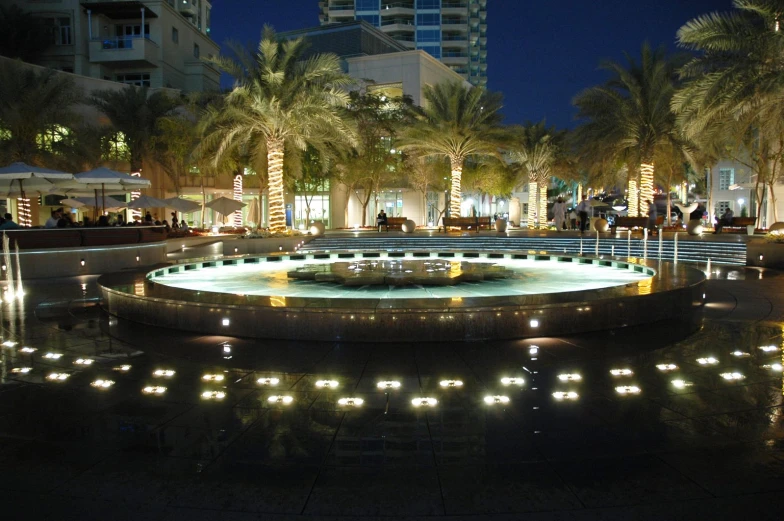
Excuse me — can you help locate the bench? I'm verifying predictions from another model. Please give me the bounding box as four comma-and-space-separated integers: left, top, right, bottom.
717, 216, 756, 233
441, 216, 492, 232
386, 217, 408, 231
611, 216, 663, 232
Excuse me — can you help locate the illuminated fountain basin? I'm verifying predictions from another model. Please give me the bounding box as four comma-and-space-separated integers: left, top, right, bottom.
99, 251, 706, 342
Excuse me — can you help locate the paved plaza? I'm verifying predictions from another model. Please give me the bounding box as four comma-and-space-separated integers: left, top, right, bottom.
1, 234, 784, 520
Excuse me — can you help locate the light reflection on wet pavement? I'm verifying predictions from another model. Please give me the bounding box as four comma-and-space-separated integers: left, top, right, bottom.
1, 265, 784, 519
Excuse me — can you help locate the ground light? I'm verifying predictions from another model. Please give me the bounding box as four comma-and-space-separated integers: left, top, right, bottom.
113, 365, 131, 372
90, 379, 114, 389
656, 363, 678, 372
671, 379, 692, 389
202, 374, 225, 381
257, 377, 280, 386
697, 357, 719, 365
142, 386, 166, 395
47, 373, 70, 381
268, 395, 293, 405
760, 345, 779, 352
11, 367, 32, 374
610, 368, 633, 376
338, 397, 364, 407
615, 385, 641, 395
720, 372, 745, 381
500, 377, 525, 386
439, 379, 463, 388
201, 391, 226, 400
153, 369, 176, 377
731, 350, 751, 358
315, 379, 339, 389
557, 373, 582, 382
552, 391, 579, 400
483, 395, 510, 405
20, 347, 36, 353
377, 380, 401, 390
411, 397, 437, 407
43, 352, 62, 360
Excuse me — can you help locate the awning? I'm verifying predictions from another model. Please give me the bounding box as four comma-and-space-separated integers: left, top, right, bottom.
80, 1, 158, 20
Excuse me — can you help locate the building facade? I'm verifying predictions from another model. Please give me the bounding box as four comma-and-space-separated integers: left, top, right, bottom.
20, 0, 219, 92
319, 0, 487, 87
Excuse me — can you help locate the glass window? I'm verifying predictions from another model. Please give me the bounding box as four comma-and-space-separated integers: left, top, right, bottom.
716, 201, 731, 215
417, 28, 440, 42
171, 27, 178, 43
193, 43, 200, 58
718, 168, 734, 190
115, 73, 151, 87
357, 14, 380, 26
416, 0, 440, 9
418, 44, 441, 58
36, 125, 70, 153
57, 17, 72, 45
102, 131, 130, 162
416, 12, 440, 25
356, 0, 380, 11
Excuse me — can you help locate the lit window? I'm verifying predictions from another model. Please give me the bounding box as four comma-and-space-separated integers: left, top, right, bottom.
718, 168, 734, 190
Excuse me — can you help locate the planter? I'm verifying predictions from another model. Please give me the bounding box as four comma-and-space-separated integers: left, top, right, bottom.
747, 239, 784, 268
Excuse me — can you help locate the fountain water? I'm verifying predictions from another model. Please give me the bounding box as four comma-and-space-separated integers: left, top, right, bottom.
707, 258, 711, 277
643, 228, 648, 259
595, 230, 600, 256
658, 231, 663, 260
2, 233, 14, 301
13, 242, 23, 298
674, 232, 679, 264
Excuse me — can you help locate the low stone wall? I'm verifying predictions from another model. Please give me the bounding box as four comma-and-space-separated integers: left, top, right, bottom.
221, 236, 314, 256
747, 240, 784, 268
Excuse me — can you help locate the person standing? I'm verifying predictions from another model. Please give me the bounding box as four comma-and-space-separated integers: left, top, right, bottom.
552, 197, 568, 231
576, 195, 590, 233
647, 200, 658, 235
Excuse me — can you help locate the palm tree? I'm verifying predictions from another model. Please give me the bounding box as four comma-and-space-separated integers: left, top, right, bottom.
200, 26, 355, 233
573, 44, 684, 217
90, 86, 178, 175
0, 60, 82, 165
674, 0, 784, 226
510, 121, 566, 229
399, 81, 504, 218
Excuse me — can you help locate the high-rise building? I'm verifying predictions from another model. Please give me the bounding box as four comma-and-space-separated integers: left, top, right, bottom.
19, 0, 219, 92
318, 0, 487, 87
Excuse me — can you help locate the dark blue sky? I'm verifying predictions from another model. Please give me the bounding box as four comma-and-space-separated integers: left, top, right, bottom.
210, 0, 731, 128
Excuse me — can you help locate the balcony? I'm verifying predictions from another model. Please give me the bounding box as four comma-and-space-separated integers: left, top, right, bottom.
441, 2, 468, 15
178, 0, 197, 17
89, 37, 158, 67
380, 18, 415, 32
380, 2, 414, 16
327, 3, 354, 17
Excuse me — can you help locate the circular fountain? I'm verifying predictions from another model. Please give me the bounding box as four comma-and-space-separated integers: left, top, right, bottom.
98, 250, 705, 342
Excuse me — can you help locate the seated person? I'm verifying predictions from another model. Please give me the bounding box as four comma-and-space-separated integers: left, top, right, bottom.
377, 210, 388, 232
45, 209, 62, 228
0, 213, 20, 229
96, 215, 110, 227
180, 219, 189, 232
714, 208, 734, 234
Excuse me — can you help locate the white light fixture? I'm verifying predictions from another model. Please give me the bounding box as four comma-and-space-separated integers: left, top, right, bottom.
268, 395, 293, 404
202, 390, 226, 400
720, 372, 745, 381
153, 369, 176, 377
656, 363, 678, 372
615, 385, 641, 395
557, 373, 582, 382
528, 346, 539, 355
11, 367, 32, 374
142, 386, 166, 395
500, 377, 525, 386
74, 358, 94, 366
43, 352, 63, 360
20, 347, 37, 353
759, 345, 779, 352
552, 391, 579, 400
80, 259, 85, 266
202, 374, 225, 381
731, 351, 750, 358
223, 344, 231, 353
671, 379, 691, 389
257, 377, 280, 386
483, 395, 510, 405
338, 397, 364, 407
411, 397, 438, 407
530, 319, 539, 328
113, 364, 131, 372
763, 363, 784, 372
696, 357, 719, 365
377, 380, 401, 390
46, 372, 70, 381
222, 318, 230, 326
315, 379, 339, 389
610, 369, 633, 376
91, 379, 114, 389
439, 379, 463, 388
1, 340, 18, 347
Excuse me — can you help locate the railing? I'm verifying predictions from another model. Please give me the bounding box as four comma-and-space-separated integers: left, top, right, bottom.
328, 4, 355, 10
442, 51, 468, 58
5, 225, 168, 250
381, 18, 415, 26
94, 36, 156, 50
442, 2, 468, 7
442, 18, 468, 25
442, 35, 468, 41
381, 2, 415, 8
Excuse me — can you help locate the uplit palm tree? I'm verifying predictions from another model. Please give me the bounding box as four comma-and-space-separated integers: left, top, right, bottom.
674, 0, 784, 224
510, 121, 566, 229
90, 86, 178, 174
200, 26, 355, 233
399, 81, 504, 218
573, 44, 683, 217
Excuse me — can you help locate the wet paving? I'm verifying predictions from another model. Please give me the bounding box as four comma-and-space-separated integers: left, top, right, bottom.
1, 265, 784, 520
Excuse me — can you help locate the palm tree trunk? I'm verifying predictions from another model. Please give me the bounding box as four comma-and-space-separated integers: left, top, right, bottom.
267, 137, 286, 233
200, 176, 206, 228
627, 178, 638, 218
449, 156, 462, 217
538, 179, 548, 229
527, 181, 538, 229
640, 162, 654, 217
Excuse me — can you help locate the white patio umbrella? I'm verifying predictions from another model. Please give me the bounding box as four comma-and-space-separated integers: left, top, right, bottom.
126, 195, 168, 209
0, 162, 73, 225
164, 197, 201, 213
246, 197, 261, 228
205, 196, 246, 224
60, 167, 150, 215
60, 196, 127, 212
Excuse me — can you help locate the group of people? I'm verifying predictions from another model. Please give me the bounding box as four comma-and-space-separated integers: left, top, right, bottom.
551, 196, 661, 235
43, 207, 190, 231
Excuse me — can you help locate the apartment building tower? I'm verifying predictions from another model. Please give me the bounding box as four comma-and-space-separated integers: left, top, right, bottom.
20, 0, 219, 92
318, 0, 487, 87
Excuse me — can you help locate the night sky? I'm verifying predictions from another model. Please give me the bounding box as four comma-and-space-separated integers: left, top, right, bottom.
210, 0, 731, 129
